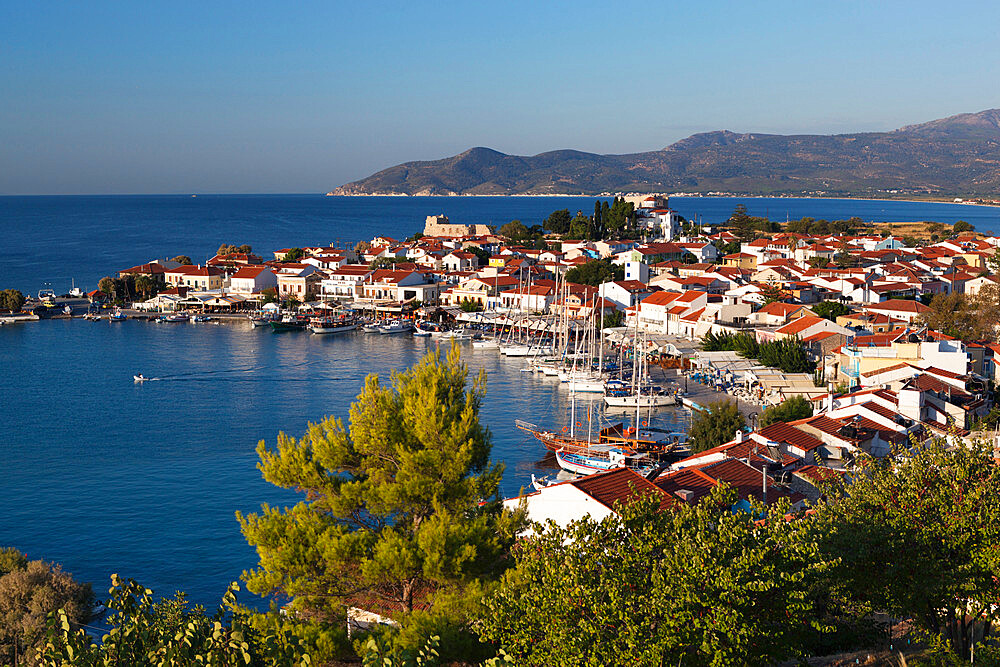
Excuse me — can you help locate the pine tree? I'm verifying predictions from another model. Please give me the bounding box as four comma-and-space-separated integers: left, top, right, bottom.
237, 347, 523, 658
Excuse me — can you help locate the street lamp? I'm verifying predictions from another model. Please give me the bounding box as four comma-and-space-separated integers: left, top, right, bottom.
749, 412, 759, 432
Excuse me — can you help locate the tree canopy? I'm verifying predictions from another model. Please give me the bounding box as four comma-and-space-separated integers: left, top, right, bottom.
170, 255, 193, 265
811, 300, 850, 321
543, 209, 571, 235
238, 346, 522, 660
499, 220, 529, 241
563, 259, 623, 286
760, 395, 813, 428
689, 400, 745, 453
953, 220, 974, 233
482, 488, 835, 666
812, 440, 1000, 661
282, 248, 305, 262
0, 289, 26, 312
217, 243, 253, 256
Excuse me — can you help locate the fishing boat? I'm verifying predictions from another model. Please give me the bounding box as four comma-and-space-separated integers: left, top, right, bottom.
309, 317, 358, 334
269, 314, 308, 331
133, 374, 148, 383
362, 321, 384, 333
192, 315, 213, 322
378, 319, 414, 334
109, 309, 127, 321
248, 313, 275, 327
554, 446, 659, 476
164, 312, 190, 322
413, 320, 440, 337
434, 327, 474, 341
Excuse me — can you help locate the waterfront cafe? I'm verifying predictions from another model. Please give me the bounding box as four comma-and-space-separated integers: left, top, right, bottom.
174, 292, 252, 313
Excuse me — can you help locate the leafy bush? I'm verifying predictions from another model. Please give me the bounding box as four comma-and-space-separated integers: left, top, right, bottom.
760, 395, 814, 427
689, 400, 746, 453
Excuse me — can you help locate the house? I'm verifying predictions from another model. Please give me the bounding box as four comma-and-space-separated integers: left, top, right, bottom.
320, 265, 375, 301
164, 265, 225, 290
360, 270, 438, 304
598, 280, 658, 311
751, 302, 815, 326
228, 266, 277, 295
864, 299, 930, 323
723, 253, 757, 270
774, 315, 854, 342
441, 251, 479, 272
118, 261, 172, 285
276, 271, 322, 301
627, 290, 708, 335
503, 467, 675, 532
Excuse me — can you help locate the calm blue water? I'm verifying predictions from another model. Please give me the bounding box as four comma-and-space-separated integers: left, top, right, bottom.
1, 194, 996, 608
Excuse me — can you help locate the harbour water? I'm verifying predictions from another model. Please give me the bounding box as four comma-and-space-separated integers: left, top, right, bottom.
0, 317, 690, 607
2, 194, 998, 607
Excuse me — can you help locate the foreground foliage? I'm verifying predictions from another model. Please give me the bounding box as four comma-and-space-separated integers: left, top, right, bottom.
36, 576, 322, 666
0, 549, 93, 666
238, 346, 523, 660
482, 488, 836, 667
814, 440, 1000, 661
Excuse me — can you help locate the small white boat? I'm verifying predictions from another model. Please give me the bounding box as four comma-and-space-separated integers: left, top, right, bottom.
378, 319, 414, 334
164, 313, 190, 322
133, 374, 147, 383
471, 338, 499, 349
362, 322, 384, 333
564, 378, 606, 393
604, 393, 676, 408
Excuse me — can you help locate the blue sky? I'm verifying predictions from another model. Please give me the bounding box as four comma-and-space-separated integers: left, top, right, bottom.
2, 0, 999, 194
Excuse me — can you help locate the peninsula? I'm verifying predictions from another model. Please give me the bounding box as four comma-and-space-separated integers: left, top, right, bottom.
332, 109, 1000, 198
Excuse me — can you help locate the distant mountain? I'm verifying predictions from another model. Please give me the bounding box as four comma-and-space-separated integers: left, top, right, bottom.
332, 109, 1000, 197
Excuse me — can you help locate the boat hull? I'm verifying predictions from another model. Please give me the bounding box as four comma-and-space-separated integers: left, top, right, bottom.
310, 323, 358, 334
604, 394, 676, 408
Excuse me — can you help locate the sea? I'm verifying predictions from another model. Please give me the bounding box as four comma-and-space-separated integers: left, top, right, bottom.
1, 194, 998, 609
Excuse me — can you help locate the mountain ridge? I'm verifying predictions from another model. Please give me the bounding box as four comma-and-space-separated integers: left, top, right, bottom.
333, 109, 1000, 196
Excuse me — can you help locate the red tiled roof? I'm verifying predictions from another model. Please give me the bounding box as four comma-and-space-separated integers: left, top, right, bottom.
867, 299, 930, 313
571, 467, 676, 511
230, 265, 272, 279
776, 315, 826, 335
758, 422, 824, 452
794, 465, 847, 484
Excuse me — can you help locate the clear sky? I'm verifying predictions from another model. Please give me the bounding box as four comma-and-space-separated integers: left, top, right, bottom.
2, 0, 999, 194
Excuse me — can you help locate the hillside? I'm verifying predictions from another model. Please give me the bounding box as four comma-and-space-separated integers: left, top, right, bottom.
332, 109, 1000, 197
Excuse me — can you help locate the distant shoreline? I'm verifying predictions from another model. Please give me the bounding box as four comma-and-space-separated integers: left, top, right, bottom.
324, 192, 1000, 209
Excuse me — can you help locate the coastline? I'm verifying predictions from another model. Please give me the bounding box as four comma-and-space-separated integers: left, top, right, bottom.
324, 192, 1000, 209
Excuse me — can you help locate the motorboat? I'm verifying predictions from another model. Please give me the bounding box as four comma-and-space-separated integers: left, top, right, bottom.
133, 374, 147, 383
270, 315, 309, 331
413, 320, 441, 337
309, 317, 358, 334
471, 337, 499, 349
164, 313, 190, 322
378, 319, 414, 334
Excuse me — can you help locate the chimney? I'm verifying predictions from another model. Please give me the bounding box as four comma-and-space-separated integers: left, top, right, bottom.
734, 430, 744, 442
675, 489, 695, 503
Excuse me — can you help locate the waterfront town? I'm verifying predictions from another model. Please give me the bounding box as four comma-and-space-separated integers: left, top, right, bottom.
6, 195, 1000, 663
12, 195, 998, 509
